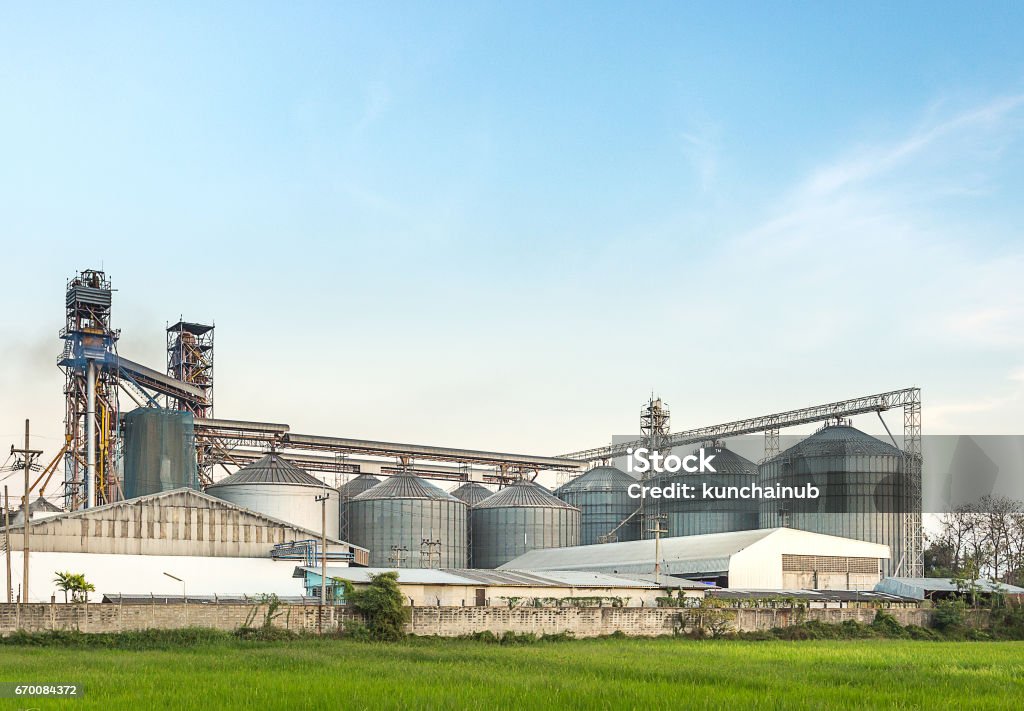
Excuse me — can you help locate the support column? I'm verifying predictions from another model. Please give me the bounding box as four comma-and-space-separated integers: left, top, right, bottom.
85, 361, 96, 509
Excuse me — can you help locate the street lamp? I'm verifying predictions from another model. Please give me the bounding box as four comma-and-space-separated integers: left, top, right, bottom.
163, 571, 185, 599
163, 572, 186, 625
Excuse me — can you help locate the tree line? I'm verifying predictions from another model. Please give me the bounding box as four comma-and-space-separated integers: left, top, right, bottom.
925, 495, 1024, 585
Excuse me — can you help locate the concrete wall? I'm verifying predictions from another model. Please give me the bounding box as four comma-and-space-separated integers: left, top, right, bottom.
0, 603, 933, 638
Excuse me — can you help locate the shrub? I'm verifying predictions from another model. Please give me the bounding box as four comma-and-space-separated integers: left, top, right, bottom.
932, 600, 965, 632
347, 572, 411, 641
871, 611, 908, 638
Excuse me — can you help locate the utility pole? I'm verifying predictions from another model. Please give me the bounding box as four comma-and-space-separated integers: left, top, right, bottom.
388, 545, 409, 568
648, 514, 667, 585
4, 486, 11, 603
315, 492, 330, 634
420, 539, 441, 569
11, 420, 43, 603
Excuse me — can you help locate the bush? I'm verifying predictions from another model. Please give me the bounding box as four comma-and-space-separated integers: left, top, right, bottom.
932, 600, 966, 632
871, 611, 908, 638
347, 572, 411, 641
905, 625, 938, 640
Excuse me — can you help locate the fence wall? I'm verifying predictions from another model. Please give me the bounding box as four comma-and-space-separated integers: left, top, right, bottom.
0, 603, 935, 637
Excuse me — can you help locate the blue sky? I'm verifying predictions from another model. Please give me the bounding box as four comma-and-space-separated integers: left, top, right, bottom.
2, 2, 1023, 469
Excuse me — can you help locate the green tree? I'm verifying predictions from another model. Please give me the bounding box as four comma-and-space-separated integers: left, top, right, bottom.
347, 572, 410, 641
53, 571, 75, 604
53, 571, 95, 603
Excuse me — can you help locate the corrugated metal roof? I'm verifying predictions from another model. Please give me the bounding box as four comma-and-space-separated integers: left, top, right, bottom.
294, 566, 687, 590
207, 453, 328, 488
20, 496, 63, 513
681, 447, 757, 477
449, 482, 493, 506
875, 577, 1024, 599
499, 527, 890, 576
555, 466, 635, 494
352, 472, 462, 502
771, 424, 901, 460
475, 480, 578, 510
338, 474, 381, 498
1, 487, 362, 551
711, 589, 914, 602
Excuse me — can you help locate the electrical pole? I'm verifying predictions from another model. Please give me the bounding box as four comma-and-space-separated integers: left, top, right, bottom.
4, 486, 11, 603
648, 514, 667, 585
388, 545, 408, 568
11, 420, 43, 603
315, 492, 330, 635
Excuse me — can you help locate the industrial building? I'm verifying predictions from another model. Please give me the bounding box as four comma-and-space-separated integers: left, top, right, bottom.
295, 567, 709, 607
1, 269, 929, 604
1, 488, 368, 602
501, 527, 890, 590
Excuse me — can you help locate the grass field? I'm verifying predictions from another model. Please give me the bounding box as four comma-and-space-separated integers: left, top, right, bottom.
1, 635, 1022, 710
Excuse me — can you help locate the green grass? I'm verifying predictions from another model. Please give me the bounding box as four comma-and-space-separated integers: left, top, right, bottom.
1, 635, 1022, 710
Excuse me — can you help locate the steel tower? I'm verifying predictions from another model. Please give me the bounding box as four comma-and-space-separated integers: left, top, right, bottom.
58, 269, 121, 509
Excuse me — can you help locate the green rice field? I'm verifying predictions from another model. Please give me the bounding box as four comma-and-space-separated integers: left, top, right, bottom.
1, 635, 1022, 710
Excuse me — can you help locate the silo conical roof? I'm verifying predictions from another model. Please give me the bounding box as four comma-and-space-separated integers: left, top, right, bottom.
338, 474, 381, 498
475, 479, 578, 510
773, 424, 901, 460
692, 447, 758, 476
207, 453, 326, 488
555, 466, 635, 494
352, 472, 462, 501
450, 482, 493, 506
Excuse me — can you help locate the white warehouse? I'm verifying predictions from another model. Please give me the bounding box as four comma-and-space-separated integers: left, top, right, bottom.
501, 528, 891, 590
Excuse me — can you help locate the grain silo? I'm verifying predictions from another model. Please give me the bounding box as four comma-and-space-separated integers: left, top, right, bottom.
206, 453, 339, 535
758, 423, 909, 577
449, 482, 493, 507
337, 474, 381, 540
122, 408, 197, 498
346, 473, 468, 568
554, 466, 640, 545
659, 445, 760, 537
450, 482, 493, 567
472, 479, 580, 569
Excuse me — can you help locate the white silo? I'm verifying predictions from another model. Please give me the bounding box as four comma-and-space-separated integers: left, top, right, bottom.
206, 453, 339, 536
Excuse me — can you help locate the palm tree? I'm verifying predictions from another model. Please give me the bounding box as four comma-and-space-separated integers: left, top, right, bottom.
53, 571, 96, 603
53, 571, 75, 603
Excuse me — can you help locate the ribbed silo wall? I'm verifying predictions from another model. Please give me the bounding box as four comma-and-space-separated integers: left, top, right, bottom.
338, 475, 380, 541
557, 488, 640, 545
758, 437, 909, 577
208, 483, 339, 535
123, 408, 197, 498
347, 497, 467, 568
472, 506, 580, 569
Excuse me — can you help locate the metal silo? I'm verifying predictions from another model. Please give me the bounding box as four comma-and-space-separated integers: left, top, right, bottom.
346, 472, 468, 568
554, 466, 640, 544
450, 482, 493, 567
472, 480, 580, 569
206, 453, 339, 535
338, 474, 381, 540
758, 423, 909, 577
449, 482, 493, 507
659, 445, 760, 537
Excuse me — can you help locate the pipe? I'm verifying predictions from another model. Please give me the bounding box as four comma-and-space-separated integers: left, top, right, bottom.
86, 361, 96, 509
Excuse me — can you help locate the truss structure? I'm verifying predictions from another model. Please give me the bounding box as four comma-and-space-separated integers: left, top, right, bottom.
560, 387, 924, 576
